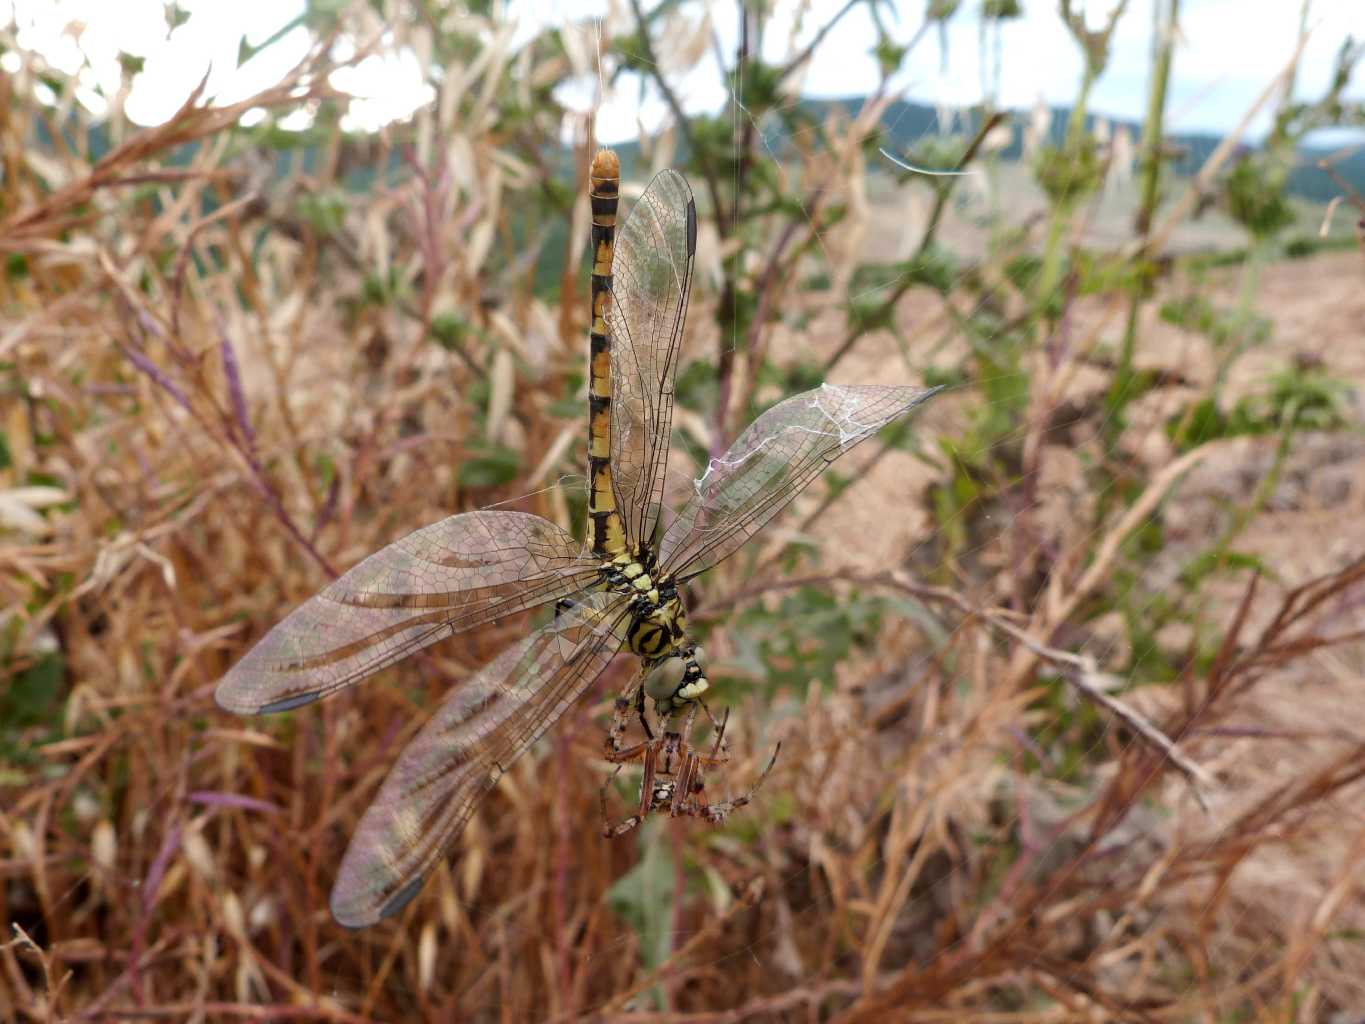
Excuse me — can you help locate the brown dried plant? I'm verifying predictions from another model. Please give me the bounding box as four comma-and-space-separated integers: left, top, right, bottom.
4, 3, 1365, 1022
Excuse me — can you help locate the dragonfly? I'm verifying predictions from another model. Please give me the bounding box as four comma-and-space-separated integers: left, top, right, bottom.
215, 149, 941, 929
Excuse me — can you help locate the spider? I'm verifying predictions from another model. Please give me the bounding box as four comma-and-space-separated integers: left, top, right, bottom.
599, 658, 780, 837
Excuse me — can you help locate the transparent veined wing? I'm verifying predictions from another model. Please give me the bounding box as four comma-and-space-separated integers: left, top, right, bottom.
609, 169, 697, 550
329, 591, 632, 928
215, 511, 601, 715
658, 384, 943, 582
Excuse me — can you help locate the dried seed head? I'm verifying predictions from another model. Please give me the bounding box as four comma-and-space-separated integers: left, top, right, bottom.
249, 897, 275, 932
419, 922, 438, 993
183, 826, 216, 880
12, 821, 35, 863
222, 891, 246, 938
92, 820, 117, 873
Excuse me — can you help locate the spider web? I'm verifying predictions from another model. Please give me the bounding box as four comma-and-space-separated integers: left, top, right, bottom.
9, 1, 1365, 1019
527, 5, 1365, 1019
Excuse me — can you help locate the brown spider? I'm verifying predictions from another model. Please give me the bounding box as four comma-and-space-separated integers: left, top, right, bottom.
599, 682, 780, 838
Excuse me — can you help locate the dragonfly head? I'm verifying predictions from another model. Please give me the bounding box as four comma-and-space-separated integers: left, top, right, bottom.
642, 644, 709, 715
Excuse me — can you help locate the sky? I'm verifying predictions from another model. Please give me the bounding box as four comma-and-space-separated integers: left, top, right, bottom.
4, 0, 1362, 144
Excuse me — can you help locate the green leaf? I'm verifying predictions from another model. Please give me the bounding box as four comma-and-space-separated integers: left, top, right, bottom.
873, 36, 908, 77
1, 653, 65, 766
458, 445, 521, 488
1224, 156, 1295, 239
430, 312, 473, 351
297, 189, 347, 236
907, 242, 959, 295
983, 0, 1023, 17
607, 820, 676, 989
927, 0, 962, 22
728, 587, 890, 696
675, 360, 719, 414
1034, 137, 1102, 206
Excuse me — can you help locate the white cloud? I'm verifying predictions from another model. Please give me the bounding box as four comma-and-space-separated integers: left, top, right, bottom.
331, 47, 436, 133
6, 0, 1361, 140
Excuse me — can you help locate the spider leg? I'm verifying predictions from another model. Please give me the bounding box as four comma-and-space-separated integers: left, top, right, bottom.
698, 698, 725, 738
672, 746, 701, 817
598, 763, 625, 831
670, 702, 715, 816
703, 703, 732, 764
687, 741, 783, 824
602, 741, 660, 839
605, 739, 652, 764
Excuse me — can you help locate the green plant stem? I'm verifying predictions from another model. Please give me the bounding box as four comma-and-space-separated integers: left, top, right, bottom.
1180, 403, 1298, 590
821, 111, 1004, 376
1216, 244, 1267, 394
1106, 0, 1180, 437
1036, 0, 1131, 330
1032, 67, 1098, 331
1168, 241, 1268, 449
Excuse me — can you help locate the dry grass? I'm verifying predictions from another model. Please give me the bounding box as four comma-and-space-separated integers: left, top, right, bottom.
4, 7, 1365, 1022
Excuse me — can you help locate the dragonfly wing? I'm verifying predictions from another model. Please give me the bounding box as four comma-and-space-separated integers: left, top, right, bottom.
609, 169, 697, 550
215, 510, 600, 715
328, 591, 631, 928
658, 384, 943, 581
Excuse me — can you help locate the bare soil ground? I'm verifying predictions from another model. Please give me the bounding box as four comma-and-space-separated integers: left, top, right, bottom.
803, 243, 1365, 1012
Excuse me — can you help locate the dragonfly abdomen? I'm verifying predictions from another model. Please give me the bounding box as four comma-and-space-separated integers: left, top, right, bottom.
587, 149, 627, 558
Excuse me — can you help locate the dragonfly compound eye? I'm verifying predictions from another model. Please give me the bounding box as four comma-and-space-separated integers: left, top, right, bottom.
643, 657, 687, 702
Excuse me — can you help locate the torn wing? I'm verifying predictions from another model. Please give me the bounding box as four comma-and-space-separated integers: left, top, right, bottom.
328, 591, 631, 928
658, 384, 943, 582
215, 510, 601, 715
608, 169, 697, 551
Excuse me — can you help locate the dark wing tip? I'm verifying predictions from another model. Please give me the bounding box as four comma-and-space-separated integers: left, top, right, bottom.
257, 691, 322, 715
213, 669, 321, 717
685, 198, 697, 255
331, 875, 426, 930
378, 876, 427, 921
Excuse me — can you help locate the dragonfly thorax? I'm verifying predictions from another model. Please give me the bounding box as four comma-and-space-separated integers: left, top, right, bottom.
601, 554, 690, 663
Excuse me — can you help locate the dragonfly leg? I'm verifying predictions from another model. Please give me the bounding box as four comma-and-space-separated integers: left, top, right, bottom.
636, 679, 654, 740
604, 677, 649, 759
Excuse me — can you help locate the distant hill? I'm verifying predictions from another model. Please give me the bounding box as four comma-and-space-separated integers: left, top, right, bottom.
804, 97, 1364, 206
48, 92, 1364, 207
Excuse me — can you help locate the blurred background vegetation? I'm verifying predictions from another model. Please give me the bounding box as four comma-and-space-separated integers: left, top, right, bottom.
3, 0, 1365, 1019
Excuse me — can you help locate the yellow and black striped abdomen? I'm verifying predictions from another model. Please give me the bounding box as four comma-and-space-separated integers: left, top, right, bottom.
587, 149, 627, 558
